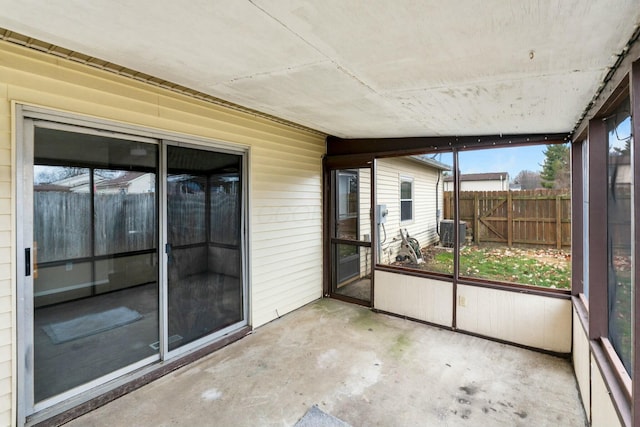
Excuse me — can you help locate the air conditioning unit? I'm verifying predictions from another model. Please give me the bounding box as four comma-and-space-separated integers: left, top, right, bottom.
440, 220, 466, 247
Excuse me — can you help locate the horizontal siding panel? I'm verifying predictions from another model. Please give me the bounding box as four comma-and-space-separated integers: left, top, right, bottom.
0, 232, 9, 250
252, 221, 322, 237
0, 215, 9, 232
252, 172, 321, 185
0, 328, 9, 348
252, 251, 322, 275
252, 286, 321, 327
0, 409, 9, 427
253, 183, 320, 195
0, 150, 9, 168
251, 190, 320, 201
0, 265, 9, 282
8, 86, 166, 130
0, 379, 8, 400
253, 213, 321, 229
252, 245, 320, 264
0, 343, 9, 363
253, 169, 322, 181
252, 264, 322, 298
0, 166, 11, 183
0, 281, 9, 298
252, 153, 321, 169
252, 151, 322, 170
254, 262, 322, 286
0, 296, 9, 314
253, 206, 321, 217
1, 44, 155, 100
0, 199, 9, 215
252, 247, 321, 271
0, 391, 10, 412
252, 232, 321, 252
252, 229, 320, 246
252, 197, 321, 208
248, 137, 324, 155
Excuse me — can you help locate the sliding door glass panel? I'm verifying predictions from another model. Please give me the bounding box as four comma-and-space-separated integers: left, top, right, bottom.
33, 127, 159, 403
167, 145, 243, 351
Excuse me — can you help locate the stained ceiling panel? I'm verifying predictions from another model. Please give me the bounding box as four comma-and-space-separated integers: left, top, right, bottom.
0, 0, 638, 138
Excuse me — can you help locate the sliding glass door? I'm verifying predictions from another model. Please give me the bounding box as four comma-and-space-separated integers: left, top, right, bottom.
18, 113, 247, 416
29, 125, 160, 405
166, 145, 244, 351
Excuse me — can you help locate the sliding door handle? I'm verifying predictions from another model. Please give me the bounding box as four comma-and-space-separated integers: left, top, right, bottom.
25, 248, 31, 277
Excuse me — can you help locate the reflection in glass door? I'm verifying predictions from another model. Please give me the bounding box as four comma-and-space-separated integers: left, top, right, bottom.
331, 168, 372, 304
31, 126, 159, 404
166, 145, 244, 351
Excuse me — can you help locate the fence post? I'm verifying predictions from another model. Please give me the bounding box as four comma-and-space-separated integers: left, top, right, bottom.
473, 193, 479, 244
556, 195, 562, 249
507, 191, 513, 247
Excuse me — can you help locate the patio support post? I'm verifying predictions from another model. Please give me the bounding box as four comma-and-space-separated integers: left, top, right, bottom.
452, 149, 459, 329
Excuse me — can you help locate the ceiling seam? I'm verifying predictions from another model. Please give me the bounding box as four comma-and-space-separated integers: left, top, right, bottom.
247, 0, 378, 95
0, 27, 326, 137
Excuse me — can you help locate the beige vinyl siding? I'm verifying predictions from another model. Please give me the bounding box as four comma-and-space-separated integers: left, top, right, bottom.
0, 72, 13, 425
376, 157, 442, 264
0, 40, 325, 425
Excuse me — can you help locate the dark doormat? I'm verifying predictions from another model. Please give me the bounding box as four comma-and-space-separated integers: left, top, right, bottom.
294, 405, 351, 427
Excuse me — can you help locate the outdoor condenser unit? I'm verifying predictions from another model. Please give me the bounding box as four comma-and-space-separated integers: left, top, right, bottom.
440, 220, 466, 247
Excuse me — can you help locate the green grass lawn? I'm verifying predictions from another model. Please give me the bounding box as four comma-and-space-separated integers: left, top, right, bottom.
421, 245, 571, 289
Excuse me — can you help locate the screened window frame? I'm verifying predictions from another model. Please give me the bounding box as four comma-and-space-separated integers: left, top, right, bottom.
574, 59, 639, 426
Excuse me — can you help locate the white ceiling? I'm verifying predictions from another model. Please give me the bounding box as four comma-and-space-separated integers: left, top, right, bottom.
1, 1, 639, 138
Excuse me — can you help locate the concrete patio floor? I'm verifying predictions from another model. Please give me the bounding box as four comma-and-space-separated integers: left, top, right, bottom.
67, 299, 587, 427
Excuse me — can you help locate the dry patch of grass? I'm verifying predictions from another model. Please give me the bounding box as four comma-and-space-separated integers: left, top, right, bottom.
417, 245, 571, 289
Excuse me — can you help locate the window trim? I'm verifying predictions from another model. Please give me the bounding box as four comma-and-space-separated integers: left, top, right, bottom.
399, 175, 414, 223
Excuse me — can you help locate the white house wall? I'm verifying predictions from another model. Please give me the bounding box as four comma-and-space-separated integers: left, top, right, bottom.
0, 40, 325, 425
376, 157, 442, 264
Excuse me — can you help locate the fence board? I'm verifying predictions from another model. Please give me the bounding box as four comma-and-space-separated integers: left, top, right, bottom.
443, 189, 571, 248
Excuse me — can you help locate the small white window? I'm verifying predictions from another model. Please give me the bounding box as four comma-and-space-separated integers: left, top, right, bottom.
400, 176, 413, 222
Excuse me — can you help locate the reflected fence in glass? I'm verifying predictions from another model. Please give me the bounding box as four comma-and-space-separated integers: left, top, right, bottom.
32, 129, 159, 403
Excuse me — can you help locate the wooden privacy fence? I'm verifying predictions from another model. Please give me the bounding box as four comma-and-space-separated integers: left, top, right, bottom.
443, 189, 571, 249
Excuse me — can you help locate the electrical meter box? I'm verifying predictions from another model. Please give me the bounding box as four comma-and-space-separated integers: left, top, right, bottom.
376, 204, 388, 224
